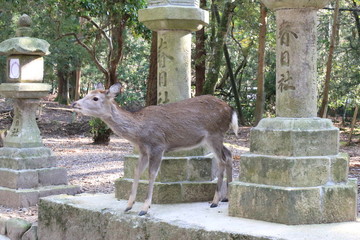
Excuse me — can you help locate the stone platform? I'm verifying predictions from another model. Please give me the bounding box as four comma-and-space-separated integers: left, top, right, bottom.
37, 193, 360, 240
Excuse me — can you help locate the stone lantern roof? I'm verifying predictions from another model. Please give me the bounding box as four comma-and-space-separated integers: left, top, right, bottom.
0, 14, 50, 56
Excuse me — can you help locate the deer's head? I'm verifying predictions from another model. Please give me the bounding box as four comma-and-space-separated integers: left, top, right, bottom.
72, 83, 122, 118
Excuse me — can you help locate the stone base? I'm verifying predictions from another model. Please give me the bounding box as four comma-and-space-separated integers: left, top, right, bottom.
0, 147, 55, 170
0, 185, 80, 208
115, 178, 216, 204
116, 154, 217, 204
0, 147, 80, 208
0, 167, 68, 189
229, 179, 358, 225
37, 193, 360, 240
238, 153, 349, 187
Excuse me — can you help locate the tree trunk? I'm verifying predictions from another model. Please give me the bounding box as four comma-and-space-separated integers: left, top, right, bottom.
350, 0, 360, 39
56, 69, 70, 105
195, 0, 207, 96
74, 67, 81, 100
319, 0, 340, 118
146, 32, 158, 106
203, 1, 235, 94
347, 104, 359, 145
254, 3, 267, 126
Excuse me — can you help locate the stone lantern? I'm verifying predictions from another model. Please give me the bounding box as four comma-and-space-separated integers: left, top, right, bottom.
0, 14, 79, 208
228, 0, 357, 225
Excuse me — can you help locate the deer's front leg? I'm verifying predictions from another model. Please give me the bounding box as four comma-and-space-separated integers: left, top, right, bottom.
125, 153, 149, 212
139, 149, 163, 216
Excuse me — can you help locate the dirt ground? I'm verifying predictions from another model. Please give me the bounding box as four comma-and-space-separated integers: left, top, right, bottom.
0, 98, 359, 224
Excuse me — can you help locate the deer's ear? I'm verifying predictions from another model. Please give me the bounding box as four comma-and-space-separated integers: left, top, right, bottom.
95, 83, 105, 90
107, 83, 122, 97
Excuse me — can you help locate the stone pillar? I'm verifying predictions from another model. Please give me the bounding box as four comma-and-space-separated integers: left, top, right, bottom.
0, 15, 80, 208
115, 1, 215, 204
228, 1, 358, 225
138, 0, 208, 103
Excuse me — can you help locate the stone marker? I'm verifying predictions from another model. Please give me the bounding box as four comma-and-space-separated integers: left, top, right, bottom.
115, 1, 217, 204
0, 14, 80, 208
228, 0, 358, 225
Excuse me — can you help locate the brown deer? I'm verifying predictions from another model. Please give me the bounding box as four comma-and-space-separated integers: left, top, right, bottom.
72, 83, 238, 216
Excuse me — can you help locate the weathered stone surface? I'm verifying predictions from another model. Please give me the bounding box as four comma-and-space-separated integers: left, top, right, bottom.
21, 223, 37, 240
322, 179, 358, 223
250, 118, 339, 157
139, 6, 208, 32
0, 147, 56, 170
261, 0, 330, 10
228, 179, 358, 225
37, 194, 360, 240
0, 167, 68, 189
330, 153, 349, 183
115, 178, 216, 204
124, 155, 213, 182
5, 218, 31, 240
239, 154, 330, 187
0, 83, 51, 99
0, 185, 80, 208
0, 217, 7, 235
0, 169, 39, 189
38, 167, 68, 186
0, 37, 50, 56
148, 0, 199, 8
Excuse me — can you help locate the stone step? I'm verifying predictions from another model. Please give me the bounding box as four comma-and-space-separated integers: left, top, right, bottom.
0, 185, 80, 208
37, 193, 360, 240
115, 178, 216, 204
0, 167, 68, 189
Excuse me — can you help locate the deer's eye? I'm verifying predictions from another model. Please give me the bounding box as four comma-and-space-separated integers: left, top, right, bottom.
93, 97, 99, 101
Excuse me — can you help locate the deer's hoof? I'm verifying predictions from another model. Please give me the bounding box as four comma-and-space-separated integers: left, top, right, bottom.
221, 198, 229, 202
124, 207, 132, 212
210, 203, 218, 208
138, 210, 147, 216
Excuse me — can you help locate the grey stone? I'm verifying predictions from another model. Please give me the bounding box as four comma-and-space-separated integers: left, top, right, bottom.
0, 217, 7, 235
0, 83, 51, 99
262, 0, 330, 10
37, 193, 360, 240
38, 167, 68, 186
0, 169, 38, 189
5, 218, 31, 240
0, 185, 80, 208
228, 179, 358, 225
0, 147, 56, 170
21, 223, 37, 240
250, 118, 339, 157
115, 178, 216, 204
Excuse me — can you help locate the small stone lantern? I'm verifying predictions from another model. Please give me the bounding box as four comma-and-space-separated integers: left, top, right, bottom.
0, 14, 79, 208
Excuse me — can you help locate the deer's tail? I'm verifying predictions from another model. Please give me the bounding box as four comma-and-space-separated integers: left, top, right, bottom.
231, 110, 239, 137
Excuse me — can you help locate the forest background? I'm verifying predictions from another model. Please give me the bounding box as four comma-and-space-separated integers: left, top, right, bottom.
0, 0, 359, 134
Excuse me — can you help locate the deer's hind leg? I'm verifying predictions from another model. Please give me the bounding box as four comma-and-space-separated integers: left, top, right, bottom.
125, 152, 149, 212
207, 137, 232, 208
221, 145, 233, 202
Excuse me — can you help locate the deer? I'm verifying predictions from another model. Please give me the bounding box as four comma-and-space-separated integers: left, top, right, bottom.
71, 83, 238, 216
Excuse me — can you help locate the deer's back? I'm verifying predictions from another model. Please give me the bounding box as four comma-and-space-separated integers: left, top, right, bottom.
133, 95, 233, 149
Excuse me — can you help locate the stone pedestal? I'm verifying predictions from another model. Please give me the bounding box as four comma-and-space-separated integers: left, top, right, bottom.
0, 89, 80, 208
228, 0, 357, 225
115, 152, 216, 204
115, 1, 214, 204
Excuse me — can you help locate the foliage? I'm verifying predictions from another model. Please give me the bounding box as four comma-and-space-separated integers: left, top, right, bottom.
89, 117, 112, 144
0, 0, 358, 128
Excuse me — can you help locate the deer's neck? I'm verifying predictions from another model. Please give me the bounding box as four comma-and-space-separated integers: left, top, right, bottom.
101, 103, 140, 142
